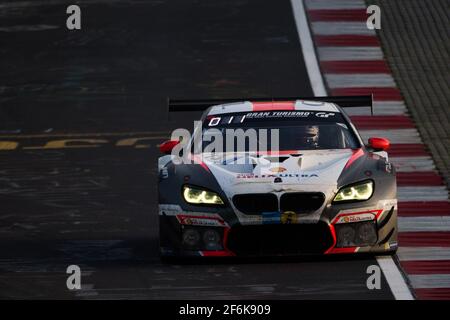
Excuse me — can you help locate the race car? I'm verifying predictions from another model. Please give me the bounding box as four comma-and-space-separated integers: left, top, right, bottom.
158, 96, 397, 257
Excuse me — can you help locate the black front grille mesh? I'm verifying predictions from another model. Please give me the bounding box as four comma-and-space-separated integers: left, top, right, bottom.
280, 192, 325, 213
233, 192, 325, 214
232, 193, 278, 215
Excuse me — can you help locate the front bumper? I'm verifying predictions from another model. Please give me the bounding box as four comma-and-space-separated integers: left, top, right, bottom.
159, 202, 398, 257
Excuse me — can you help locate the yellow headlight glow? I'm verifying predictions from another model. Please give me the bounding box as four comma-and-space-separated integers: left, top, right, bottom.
334, 181, 374, 202
183, 186, 224, 205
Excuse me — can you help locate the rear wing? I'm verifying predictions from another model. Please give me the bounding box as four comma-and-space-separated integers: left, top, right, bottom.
168, 95, 373, 115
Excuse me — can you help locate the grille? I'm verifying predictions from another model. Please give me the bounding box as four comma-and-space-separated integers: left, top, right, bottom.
226, 222, 333, 255
232, 193, 278, 215
280, 192, 325, 213
233, 192, 325, 215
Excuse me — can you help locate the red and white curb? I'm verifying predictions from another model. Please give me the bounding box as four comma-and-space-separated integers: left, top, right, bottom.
293, 0, 450, 299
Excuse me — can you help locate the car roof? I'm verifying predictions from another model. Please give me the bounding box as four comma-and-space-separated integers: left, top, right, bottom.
207, 100, 340, 116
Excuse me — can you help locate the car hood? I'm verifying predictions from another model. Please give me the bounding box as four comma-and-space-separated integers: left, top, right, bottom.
201, 149, 355, 195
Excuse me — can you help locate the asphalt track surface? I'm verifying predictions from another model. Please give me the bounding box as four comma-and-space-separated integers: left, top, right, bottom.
0, 0, 395, 299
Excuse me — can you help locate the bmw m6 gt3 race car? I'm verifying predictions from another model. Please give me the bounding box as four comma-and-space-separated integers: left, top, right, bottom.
158, 96, 398, 257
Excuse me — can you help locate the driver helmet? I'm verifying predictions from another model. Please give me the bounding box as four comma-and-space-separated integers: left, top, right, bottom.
298, 125, 319, 148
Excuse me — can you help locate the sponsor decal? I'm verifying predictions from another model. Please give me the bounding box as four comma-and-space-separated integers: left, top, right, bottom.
336, 213, 375, 224
176, 214, 227, 227
388, 241, 398, 249
261, 211, 299, 224
206, 110, 322, 126
159, 168, 169, 179
245, 111, 311, 119
262, 211, 281, 224
281, 211, 297, 224
332, 209, 383, 224
236, 173, 318, 179
315, 112, 335, 118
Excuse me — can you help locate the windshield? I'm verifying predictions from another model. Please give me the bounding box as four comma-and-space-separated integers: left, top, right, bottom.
199, 111, 360, 152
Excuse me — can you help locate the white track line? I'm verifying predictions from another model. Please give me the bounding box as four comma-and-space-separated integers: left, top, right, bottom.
290, 0, 327, 96
377, 256, 414, 300
292, 0, 414, 300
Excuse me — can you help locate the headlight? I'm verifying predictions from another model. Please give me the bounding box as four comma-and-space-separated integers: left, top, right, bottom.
183, 186, 224, 205
333, 181, 373, 202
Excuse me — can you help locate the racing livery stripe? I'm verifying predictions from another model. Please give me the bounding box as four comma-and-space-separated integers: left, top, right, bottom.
324, 223, 359, 255
208, 101, 253, 115
304, 0, 450, 299
209, 100, 338, 113
251, 101, 295, 111
189, 154, 210, 172
327, 247, 358, 254
344, 148, 363, 169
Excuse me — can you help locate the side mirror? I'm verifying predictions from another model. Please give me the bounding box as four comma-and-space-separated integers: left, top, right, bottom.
368, 137, 390, 151
159, 140, 179, 155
